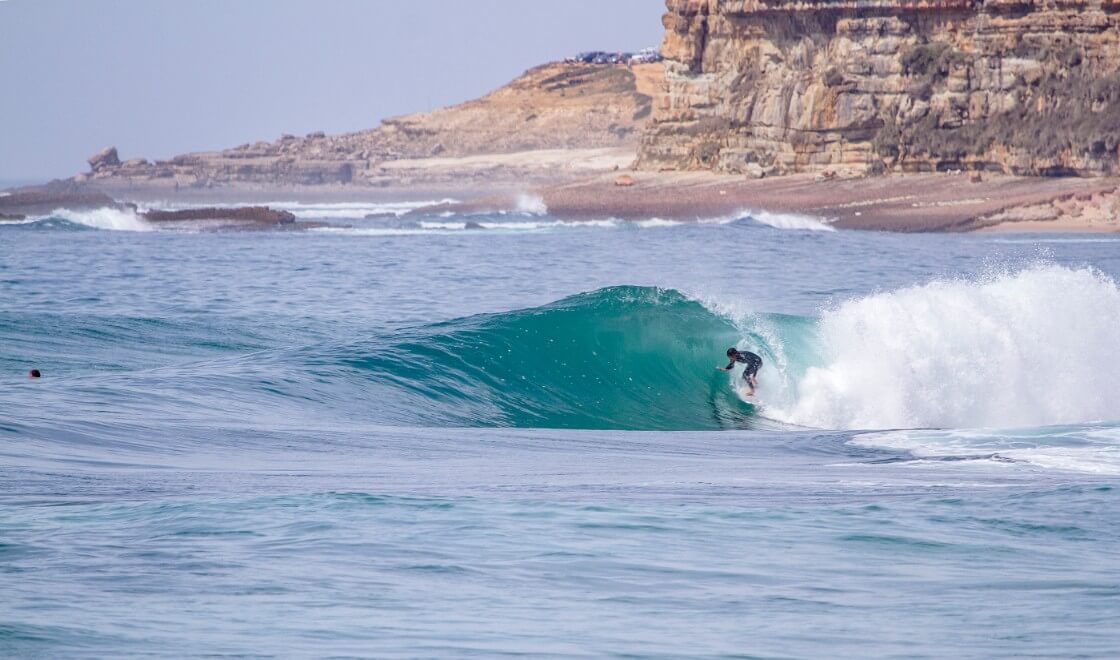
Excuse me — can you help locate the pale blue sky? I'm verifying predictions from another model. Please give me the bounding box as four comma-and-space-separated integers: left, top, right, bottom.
0, 0, 665, 180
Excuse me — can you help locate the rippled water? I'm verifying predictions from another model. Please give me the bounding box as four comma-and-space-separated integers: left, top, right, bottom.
3, 206, 1120, 657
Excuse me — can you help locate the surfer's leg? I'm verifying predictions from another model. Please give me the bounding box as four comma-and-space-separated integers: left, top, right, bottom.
741, 370, 755, 395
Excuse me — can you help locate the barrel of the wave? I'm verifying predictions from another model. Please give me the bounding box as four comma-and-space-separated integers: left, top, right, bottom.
342, 286, 761, 430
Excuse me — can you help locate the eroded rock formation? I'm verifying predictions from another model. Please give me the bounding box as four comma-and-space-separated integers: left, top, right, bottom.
78, 62, 664, 188
639, 0, 1120, 176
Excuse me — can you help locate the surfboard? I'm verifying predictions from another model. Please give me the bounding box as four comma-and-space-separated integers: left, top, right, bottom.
737, 385, 761, 405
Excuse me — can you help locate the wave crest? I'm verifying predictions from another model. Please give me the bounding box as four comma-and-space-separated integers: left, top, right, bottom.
37, 207, 152, 232
765, 265, 1120, 429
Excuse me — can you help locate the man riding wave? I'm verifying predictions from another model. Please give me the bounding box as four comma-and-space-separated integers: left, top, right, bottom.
719, 347, 762, 397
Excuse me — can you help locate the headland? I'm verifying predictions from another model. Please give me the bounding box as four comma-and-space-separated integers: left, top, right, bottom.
8, 0, 1120, 232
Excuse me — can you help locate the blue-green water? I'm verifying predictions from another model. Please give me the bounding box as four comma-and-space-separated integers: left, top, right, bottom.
3, 204, 1120, 657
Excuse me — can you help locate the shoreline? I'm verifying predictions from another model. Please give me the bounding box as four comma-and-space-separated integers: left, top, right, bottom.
5, 167, 1119, 234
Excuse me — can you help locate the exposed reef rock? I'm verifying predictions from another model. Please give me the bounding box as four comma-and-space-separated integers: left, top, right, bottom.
0, 181, 119, 216
639, 0, 1120, 177
78, 62, 664, 189
141, 206, 295, 224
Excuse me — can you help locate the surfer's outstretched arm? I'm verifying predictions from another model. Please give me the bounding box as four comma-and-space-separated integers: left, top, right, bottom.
717, 360, 735, 371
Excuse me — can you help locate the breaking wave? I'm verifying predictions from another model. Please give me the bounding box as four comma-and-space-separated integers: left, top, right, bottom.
747, 210, 836, 232
35, 207, 152, 232
515, 193, 548, 216
762, 265, 1120, 430
176, 264, 1111, 439
10, 265, 1120, 470
333, 265, 1120, 437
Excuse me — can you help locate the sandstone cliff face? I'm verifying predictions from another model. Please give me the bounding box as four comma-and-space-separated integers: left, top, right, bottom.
80, 63, 663, 188
639, 0, 1120, 176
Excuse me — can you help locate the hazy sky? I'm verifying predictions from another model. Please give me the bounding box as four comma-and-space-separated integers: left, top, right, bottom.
0, 0, 665, 180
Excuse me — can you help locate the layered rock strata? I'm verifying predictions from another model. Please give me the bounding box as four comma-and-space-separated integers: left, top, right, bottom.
639, 0, 1120, 176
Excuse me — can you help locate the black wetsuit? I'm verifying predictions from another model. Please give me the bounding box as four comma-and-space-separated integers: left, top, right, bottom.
725, 351, 763, 383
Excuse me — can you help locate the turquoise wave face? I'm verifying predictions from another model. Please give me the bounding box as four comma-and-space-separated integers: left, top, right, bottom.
339, 286, 768, 430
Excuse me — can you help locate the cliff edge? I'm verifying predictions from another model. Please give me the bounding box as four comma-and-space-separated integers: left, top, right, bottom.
79, 62, 664, 189
639, 0, 1120, 177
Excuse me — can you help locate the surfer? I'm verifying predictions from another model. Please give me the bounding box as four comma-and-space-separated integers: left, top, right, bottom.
719, 347, 762, 396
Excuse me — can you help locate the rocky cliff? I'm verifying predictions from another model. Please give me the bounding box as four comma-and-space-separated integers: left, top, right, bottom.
639, 0, 1120, 177
80, 62, 663, 188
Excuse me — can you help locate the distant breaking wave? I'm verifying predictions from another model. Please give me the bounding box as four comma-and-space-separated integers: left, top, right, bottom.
747, 210, 836, 232
4, 203, 840, 235
27, 207, 152, 232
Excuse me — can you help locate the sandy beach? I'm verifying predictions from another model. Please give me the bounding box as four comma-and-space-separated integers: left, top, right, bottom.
9, 151, 1120, 234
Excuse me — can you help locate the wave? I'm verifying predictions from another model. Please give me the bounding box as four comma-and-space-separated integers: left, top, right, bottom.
8, 265, 1119, 470
762, 265, 1120, 430
325, 286, 759, 430
853, 424, 1120, 475
746, 210, 836, 232
333, 265, 1120, 435
311, 214, 748, 236
137, 199, 459, 220
515, 193, 548, 216
28, 207, 152, 232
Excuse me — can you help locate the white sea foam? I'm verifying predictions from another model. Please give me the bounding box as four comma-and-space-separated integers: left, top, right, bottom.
748, 210, 836, 232
273, 200, 457, 219
633, 218, 684, 229
310, 211, 817, 236
515, 194, 548, 216
309, 227, 433, 236
313, 220, 615, 235
852, 426, 1120, 475
41, 207, 152, 232
759, 265, 1120, 430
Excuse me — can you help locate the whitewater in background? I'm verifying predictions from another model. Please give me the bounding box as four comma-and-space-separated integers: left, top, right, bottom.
5, 202, 827, 235
3, 206, 1120, 657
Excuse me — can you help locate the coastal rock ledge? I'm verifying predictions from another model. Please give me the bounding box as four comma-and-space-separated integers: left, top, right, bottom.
638, 0, 1120, 177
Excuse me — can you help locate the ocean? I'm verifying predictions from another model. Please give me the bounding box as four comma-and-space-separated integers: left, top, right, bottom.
2, 203, 1119, 657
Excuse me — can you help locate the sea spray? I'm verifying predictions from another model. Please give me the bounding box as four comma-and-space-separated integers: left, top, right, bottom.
748, 210, 836, 232
767, 265, 1120, 430
42, 207, 152, 232
515, 193, 548, 215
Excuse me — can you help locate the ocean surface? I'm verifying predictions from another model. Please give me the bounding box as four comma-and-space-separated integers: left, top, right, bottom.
3, 201, 1120, 658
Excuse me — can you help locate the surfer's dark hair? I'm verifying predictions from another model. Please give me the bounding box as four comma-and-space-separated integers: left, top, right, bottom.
726, 347, 738, 357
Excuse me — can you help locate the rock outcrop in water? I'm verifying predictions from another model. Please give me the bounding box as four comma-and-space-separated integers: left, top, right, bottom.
0, 181, 120, 216
141, 206, 296, 225
638, 0, 1120, 177
77, 62, 664, 189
